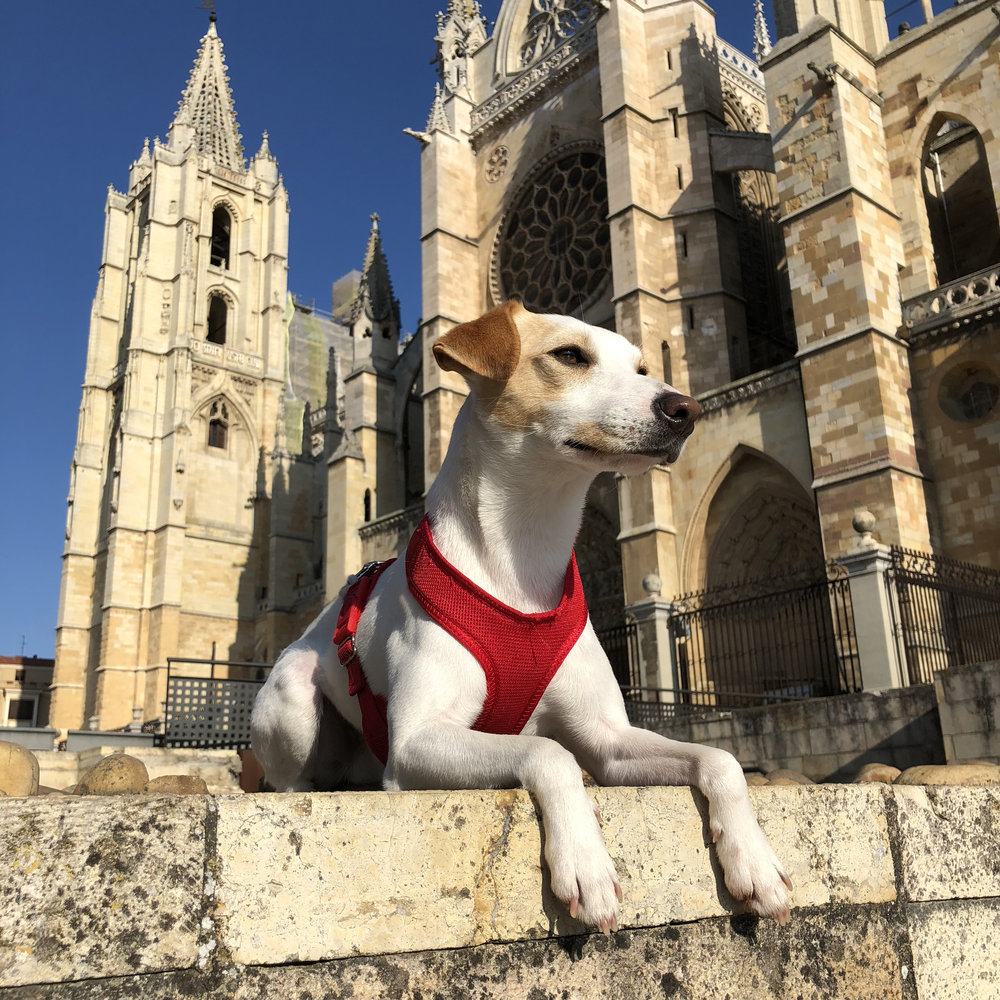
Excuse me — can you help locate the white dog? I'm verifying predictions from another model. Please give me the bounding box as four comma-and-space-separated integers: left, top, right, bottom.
251, 302, 792, 931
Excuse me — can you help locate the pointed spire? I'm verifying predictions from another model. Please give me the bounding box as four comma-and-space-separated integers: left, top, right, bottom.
351, 213, 401, 327
426, 84, 451, 135
169, 16, 245, 169
254, 130, 273, 161
752, 0, 772, 62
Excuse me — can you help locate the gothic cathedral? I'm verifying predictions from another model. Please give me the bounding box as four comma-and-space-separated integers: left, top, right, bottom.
53, 2, 1000, 730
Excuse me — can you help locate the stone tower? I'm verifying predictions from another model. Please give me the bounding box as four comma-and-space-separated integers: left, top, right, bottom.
51, 16, 290, 729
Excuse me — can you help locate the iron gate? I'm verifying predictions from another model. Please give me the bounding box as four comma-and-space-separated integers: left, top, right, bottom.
666, 569, 860, 711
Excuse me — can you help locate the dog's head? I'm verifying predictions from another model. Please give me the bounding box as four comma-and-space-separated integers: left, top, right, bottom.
433, 302, 700, 473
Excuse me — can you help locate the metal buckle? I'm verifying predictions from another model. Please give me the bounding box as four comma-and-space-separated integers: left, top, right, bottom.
338, 636, 357, 667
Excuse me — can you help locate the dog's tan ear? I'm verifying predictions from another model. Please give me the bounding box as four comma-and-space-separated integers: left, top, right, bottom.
432, 302, 522, 383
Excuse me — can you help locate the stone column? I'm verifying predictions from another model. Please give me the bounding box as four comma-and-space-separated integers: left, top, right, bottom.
625, 573, 683, 697
838, 510, 906, 691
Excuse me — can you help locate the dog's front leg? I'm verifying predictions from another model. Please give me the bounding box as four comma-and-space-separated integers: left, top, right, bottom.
573, 721, 792, 922
390, 724, 622, 931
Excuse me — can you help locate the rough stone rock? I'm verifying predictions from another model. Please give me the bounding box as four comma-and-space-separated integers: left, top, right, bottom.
766, 769, 814, 785
895, 763, 1000, 786
0, 740, 39, 797
745, 772, 769, 786
144, 774, 209, 795
854, 763, 901, 784
75, 753, 149, 795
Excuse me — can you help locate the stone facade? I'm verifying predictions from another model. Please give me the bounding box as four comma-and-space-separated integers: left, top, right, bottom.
0, 657, 52, 730
416, 0, 999, 685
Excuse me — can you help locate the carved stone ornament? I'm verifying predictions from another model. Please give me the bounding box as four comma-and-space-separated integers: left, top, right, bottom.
519, 0, 601, 67
485, 145, 510, 183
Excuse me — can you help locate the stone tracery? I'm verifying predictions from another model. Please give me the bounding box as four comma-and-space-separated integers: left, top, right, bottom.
493, 146, 611, 314
518, 0, 602, 68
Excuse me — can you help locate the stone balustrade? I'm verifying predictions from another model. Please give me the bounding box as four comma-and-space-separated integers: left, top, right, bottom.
901, 264, 1000, 339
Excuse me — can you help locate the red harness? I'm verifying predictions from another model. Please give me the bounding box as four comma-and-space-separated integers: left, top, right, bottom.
334, 516, 589, 765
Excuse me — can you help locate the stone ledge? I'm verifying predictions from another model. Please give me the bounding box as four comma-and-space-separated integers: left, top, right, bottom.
2, 785, 999, 997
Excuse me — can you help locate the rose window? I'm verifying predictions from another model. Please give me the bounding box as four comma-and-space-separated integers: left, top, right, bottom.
496, 149, 611, 315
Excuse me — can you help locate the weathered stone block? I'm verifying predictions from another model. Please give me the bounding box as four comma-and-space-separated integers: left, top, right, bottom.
908, 899, 1000, 1000
0, 796, 208, 987
5, 905, 912, 1000
892, 786, 1000, 902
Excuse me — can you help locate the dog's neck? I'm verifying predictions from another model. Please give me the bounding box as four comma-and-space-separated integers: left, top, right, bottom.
426, 401, 595, 614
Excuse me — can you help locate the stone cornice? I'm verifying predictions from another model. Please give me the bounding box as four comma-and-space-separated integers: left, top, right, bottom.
696, 359, 801, 414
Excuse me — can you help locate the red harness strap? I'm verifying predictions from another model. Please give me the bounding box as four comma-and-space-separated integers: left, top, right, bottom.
335, 518, 590, 765
333, 560, 395, 766
405, 516, 589, 736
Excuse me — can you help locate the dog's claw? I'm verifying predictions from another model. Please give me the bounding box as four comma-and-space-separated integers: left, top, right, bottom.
568, 897, 579, 919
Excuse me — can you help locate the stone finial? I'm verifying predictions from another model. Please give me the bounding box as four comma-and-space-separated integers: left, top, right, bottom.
852, 508, 877, 548
642, 572, 662, 597
434, 0, 487, 95
426, 83, 452, 135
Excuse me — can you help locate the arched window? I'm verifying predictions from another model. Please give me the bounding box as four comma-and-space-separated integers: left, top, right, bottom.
210, 206, 232, 269
922, 119, 1000, 284
207, 294, 227, 345
208, 399, 229, 449
363, 488, 372, 523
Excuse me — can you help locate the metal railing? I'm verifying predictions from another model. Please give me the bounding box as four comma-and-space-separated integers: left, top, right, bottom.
887, 547, 1000, 684
162, 656, 271, 749
665, 568, 860, 712
596, 622, 640, 689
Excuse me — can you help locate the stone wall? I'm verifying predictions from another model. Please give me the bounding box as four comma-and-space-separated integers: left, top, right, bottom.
641, 685, 944, 781
936, 661, 1000, 765
31, 746, 243, 795
2, 785, 998, 998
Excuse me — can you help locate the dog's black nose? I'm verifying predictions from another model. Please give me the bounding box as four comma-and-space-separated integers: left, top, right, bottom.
655, 391, 701, 433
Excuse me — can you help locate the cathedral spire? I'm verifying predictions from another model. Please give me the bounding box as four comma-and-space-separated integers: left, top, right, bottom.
752, 0, 772, 62
351, 214, 401, 328
168, 16, 245, 169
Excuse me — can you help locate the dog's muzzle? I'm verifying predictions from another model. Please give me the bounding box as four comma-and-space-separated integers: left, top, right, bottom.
655, 391, 701, 437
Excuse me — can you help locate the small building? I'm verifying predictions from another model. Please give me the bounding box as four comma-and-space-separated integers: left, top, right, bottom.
1, 656, 54, 729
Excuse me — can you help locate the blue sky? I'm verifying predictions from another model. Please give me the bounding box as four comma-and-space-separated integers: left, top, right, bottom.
0, 0, 930, 658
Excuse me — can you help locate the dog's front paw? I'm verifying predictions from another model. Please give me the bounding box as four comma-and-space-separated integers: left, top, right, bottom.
545, 816, 622, 933
712, 821, 792, 923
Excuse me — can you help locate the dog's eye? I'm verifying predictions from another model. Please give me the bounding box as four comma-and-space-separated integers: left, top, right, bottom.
550, 346, 589, 366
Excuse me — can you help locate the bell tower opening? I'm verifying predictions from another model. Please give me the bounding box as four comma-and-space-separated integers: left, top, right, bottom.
210, 205, 232, 268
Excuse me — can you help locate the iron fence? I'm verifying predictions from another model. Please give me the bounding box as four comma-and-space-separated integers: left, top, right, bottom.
665, 568, 860, 711
162, 657, 271, 749
887, 547, 1000, 684
596, 621, 641, 689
